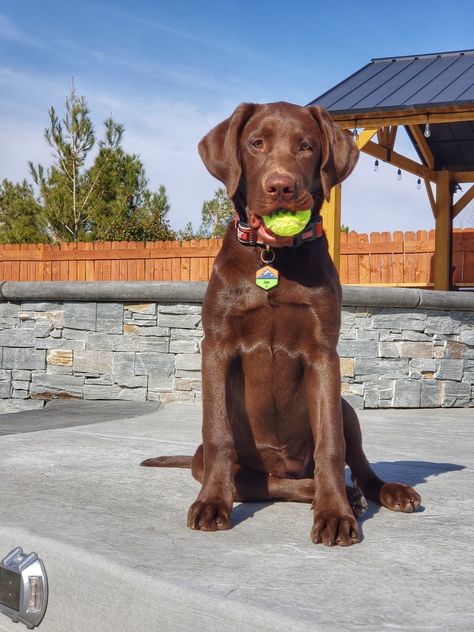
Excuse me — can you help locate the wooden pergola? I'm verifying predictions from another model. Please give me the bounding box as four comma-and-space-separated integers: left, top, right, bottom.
309, 50, 474, 290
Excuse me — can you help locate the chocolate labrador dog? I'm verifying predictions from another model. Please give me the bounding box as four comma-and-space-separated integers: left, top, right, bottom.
143, 102, 421, 546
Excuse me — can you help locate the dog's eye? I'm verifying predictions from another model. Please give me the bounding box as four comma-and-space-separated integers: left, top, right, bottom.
300, 142, 313, 152
251, 139, 264, 149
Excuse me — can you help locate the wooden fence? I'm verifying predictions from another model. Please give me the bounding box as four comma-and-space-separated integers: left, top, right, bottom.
0, 230, 473, 286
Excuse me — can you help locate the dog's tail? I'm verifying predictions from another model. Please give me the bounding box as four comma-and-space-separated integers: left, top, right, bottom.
140, 455, 192, 468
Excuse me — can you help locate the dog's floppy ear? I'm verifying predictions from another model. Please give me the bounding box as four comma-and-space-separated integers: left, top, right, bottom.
307, 106, 359, 201
198, 103, 257, 198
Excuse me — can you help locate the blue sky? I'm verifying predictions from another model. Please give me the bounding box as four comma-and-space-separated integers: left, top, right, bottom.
1, 0, 473, 232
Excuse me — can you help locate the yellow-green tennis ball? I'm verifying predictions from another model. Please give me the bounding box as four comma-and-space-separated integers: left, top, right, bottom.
263, 209, 311, 237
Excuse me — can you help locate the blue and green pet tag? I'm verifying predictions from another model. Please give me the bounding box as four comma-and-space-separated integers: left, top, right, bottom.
256, 248, 279, 291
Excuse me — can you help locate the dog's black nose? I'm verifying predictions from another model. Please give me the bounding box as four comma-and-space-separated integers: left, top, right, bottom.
264, 174, 296, 201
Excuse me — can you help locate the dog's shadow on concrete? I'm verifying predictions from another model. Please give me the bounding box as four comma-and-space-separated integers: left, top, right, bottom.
230, 460, 465, 529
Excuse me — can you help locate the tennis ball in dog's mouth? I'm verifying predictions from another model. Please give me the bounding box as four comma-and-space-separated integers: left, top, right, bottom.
263, 209, 311, 237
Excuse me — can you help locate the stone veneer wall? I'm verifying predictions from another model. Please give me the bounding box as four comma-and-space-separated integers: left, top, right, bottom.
0, 282, 472, 412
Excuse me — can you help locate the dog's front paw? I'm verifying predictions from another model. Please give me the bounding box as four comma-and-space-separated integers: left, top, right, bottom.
379, 482, 421, 513
187, 498, 232, 531
311, 510, 360, 547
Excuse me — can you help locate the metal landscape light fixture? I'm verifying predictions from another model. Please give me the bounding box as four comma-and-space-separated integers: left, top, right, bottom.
0, 547, 48, 629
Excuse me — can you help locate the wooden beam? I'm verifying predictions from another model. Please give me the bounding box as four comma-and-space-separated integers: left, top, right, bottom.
334, 109, 474, 129
452, 171, 474, 183
362, 140, 435, 180
434, 170, 452, 290
320, 184, 341, 271
356, 128, 379, 149
387, 126, 397, 150
453, 184, 474, 218
408, 125, 435, 170
423, 174, 437, 217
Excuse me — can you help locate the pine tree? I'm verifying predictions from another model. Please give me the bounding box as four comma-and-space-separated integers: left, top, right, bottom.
0, 179, 44, 243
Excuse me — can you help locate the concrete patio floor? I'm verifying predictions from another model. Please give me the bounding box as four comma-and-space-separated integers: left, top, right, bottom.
0, 400, 472, 632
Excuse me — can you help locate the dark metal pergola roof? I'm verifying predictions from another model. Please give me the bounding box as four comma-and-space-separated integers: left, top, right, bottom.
308, 50, 474, 172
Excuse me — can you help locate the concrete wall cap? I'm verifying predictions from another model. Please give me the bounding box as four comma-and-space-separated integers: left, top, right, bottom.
0, 282, 473, 311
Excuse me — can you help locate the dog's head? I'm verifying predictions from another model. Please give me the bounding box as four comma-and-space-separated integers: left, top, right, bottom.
198, 102, 358, 247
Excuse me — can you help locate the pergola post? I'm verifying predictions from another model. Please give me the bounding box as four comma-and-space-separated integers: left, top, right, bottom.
320, 184, 341, 271
434, 170, 452, 290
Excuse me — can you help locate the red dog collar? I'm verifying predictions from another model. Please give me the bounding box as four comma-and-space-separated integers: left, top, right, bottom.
235, 214, 323, 248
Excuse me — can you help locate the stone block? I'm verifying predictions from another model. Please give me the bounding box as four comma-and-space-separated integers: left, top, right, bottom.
442, 381, 471, 407
83, 385, 147, 401
63, 303, 97, 331
397, 341, 433, 358
86, 333, 114, 350
339, 357, 354, 378
12, 380, 29, 390
110, 335, 139, 352
174, 377, 202, 392
3, 348, 46, 370
0, 329, 34, 347
401, 330, 431, 341
30, 373, 84, 398
435, 359, 464, 381
85, 376, 114, 385
170, 339, 200, 354
35, 338, 85, 351
445, 341, 468, 359
421, 380, 442, 407
0, 400, 44, 413
364, 380, 394, 408
135, 352, 175, 390
355, 330, 380, 340
370, 310, 426, 331
409, 358, 437, 379
158, 313, 201, 329
392, 379, 421, 407
137, 337, 169, 352
337, 339, 378, 358
425, 315, 461, 335
135, 326, 170, 337
50, 328, 62, 338
124, 303, 156, 314
34, 321, 53, 338
12, 370, 31, 381
378, 342, 399, 358
19, 310, 64, 329
175, 354, 202, 371
63, 328, 87, 340
170, 328, 203, 339
355, 358, 408, 380
74, 351, 113, 374
20, 301, 63, 312
96, 303, 123, 334
341, 382, 363, 396
158, 303, 202, 315
124, 324, 140, 334
0, 381, 11, 398
47, 350, 73, 366
460, 329, 474, 345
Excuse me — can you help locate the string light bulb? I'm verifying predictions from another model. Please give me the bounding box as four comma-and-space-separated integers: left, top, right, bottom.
417, 178, 422, 190
424, 116, 431, 138
374, 159, 379, 172
397, 168, 402, 181
352, 127, 359, 143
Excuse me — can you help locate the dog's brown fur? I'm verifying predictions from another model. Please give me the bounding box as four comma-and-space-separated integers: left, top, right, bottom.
142, 102, 421, 546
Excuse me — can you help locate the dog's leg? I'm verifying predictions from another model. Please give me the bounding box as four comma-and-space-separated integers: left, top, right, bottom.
342, 399, 421, 513
305, 354, 361, 547
187, 342, 235, 531
192, 444, 366, 515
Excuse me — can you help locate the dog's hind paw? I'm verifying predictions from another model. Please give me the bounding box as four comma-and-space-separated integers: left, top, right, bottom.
379, 482, 421, 513
346, 485, 368, 518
